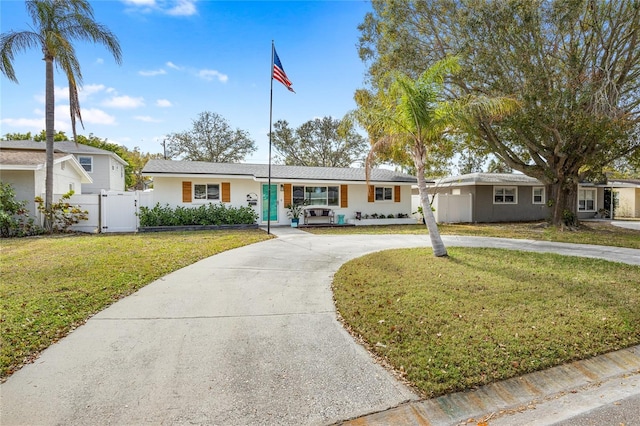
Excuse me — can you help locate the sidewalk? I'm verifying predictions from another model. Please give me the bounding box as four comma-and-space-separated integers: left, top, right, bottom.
1, 229, 639, 425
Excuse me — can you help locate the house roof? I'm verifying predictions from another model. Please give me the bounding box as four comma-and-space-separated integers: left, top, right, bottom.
433, 172, 543, 186
0, 140, 128, 165
0, 149, 92, 183
142, 159, 418, 184
0, 149, 68, 168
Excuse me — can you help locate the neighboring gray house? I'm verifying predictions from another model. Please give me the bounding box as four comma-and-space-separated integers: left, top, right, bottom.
424, 173, 550, 223
0, 140, 128, 193
418, 172, 638, 223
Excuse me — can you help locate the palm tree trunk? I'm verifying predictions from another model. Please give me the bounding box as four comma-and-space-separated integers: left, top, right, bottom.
44, 57, 55, 233
416, 162, 448, 257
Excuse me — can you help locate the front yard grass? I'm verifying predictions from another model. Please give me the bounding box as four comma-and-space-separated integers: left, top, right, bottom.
333, 247, 640, 398
0, 229, 272, 379
305, 221, 640, 249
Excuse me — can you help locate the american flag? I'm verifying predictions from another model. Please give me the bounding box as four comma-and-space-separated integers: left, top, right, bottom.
273, 47, 295, 93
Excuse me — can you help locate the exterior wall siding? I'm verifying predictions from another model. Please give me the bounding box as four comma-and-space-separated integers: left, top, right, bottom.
473, 186, 549, 222
149, 177, 414, 225
76, 155, 125, 193
1, 170, 37, 216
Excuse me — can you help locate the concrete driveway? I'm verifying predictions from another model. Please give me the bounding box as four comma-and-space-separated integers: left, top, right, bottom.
1, 229, 639, 425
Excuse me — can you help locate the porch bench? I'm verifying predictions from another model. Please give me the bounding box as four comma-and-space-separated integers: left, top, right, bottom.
303, 208, 334, 225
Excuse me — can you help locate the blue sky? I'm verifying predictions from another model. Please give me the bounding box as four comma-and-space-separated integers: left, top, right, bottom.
0, 0, 372, 162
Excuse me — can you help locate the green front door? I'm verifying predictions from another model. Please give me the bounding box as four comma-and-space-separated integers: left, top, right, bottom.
262, 184, 278, 222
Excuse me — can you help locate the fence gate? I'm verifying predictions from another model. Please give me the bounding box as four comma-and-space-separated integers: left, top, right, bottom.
101, 190, 138, 233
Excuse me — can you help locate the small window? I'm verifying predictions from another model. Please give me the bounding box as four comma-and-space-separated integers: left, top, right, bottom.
375, 186, 393, 201
452, 188, 461, 195
78, 156, 93, 173
578, 188, 596, 211
194, 184, 220, 200
494, 186, 517, 204
532, 187, 545, 204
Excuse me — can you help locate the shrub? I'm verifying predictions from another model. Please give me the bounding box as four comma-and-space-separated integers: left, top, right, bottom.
0, 182, 42, 238
35, 191, 88, 233
138, 203, 258, 227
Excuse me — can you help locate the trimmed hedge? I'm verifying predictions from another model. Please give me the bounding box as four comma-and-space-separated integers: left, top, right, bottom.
139, 203, 258, 227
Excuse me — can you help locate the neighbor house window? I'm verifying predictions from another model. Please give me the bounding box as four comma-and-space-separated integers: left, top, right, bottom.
194, 184, 220, 200
78, 156, 93, 173
532, 187, 545, 204
292, 186, 339, 206
578, 188, 596, 211
375, 186, 393, 201
494, 186, 517, 204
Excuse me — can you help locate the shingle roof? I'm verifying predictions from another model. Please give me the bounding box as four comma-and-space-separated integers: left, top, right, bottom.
435, 172, 542, 186
142, 159, 417, 183
0, 140, 128, 165
0, 149, 67, 167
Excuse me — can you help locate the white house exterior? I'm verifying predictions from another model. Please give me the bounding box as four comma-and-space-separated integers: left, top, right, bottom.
0, 140, 127, 193
142, 159, 417, 226
0, 149, 92, 217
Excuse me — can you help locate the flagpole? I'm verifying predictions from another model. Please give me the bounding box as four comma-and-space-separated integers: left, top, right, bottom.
267, 40, 274, 235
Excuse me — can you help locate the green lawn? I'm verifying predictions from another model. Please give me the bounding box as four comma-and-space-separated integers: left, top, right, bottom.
333, 247, 640, 398
0, 230, 272, 379
305, 221, 640, 249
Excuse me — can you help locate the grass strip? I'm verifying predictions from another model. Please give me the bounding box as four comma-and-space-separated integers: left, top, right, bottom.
332, 247, 640, 398
0, 230, 272, 379
305, 221, 640, 249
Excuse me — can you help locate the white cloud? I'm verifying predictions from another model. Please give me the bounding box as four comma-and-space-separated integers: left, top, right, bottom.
0, 117, 44, 130
198, 69, 228, 83
134, 115, 161, 123
102, 95, 145, 109
80, 108, 117, 125
156, 99, 172, 107
121, 0, 197, 16
123, 0, 155, 5
166, 61, 182, 70
167, 0, 197, 16
96, 58, 104, 65
139, 69, 167, 77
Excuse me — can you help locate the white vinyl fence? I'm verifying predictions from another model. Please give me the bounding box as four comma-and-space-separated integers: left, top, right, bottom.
433, 193, 473, 223
45, 190, 153, 233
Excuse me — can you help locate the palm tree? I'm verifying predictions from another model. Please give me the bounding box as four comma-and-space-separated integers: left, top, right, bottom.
355, 57, 516, 257
1, 0, 122, 231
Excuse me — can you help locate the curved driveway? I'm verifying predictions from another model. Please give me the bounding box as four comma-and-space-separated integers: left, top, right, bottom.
1, 229, 639, 425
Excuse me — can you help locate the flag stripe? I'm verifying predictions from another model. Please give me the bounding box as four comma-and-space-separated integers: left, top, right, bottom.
273, 47, 294, 92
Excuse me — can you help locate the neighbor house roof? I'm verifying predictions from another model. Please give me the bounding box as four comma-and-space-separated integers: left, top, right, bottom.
432, 172, 543, 186
0, 149, 92, 183
0, 140, 128, 166
142, 159, 418, 184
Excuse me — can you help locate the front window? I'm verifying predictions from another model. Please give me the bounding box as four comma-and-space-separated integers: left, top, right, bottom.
78, 156, 93, 173
578, 189, 596, 211
375, 186, 393, 201
494, 186, 517, 204
194, 184, 220, 200
293, 185, 339, 206
532, 187, 545, 204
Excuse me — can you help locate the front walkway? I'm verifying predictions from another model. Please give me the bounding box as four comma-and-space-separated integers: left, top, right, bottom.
1, 229, 639, 425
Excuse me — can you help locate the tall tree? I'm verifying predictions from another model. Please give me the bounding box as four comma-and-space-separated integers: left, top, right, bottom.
166, 111, 256, 163
269, 116, 368, 167
1, 0, 122, 231
355, 57, 516, 257
359, 0, 640, 227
